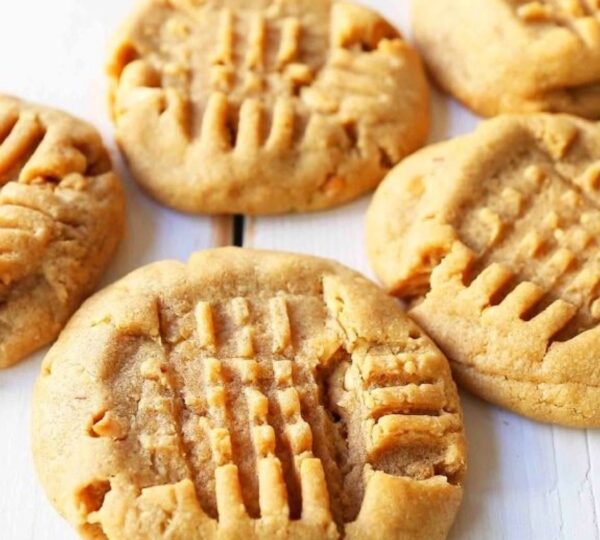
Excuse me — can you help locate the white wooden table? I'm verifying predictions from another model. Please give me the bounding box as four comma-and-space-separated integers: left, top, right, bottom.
0, 2, 599, 539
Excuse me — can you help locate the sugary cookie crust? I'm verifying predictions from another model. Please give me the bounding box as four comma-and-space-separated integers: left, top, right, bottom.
413, 0, 600, 118
108, 0, 429, 214
367, 114, 600, 426
0, 95, 125, 368
33, 248, 465, 539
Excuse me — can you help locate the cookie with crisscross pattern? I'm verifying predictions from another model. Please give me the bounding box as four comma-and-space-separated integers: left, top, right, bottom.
107, 0, 429, 214
368, 113, 600, 426
33, 248, 465, 539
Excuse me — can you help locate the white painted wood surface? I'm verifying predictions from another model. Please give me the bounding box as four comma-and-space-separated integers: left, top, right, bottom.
0, 1, 598, 539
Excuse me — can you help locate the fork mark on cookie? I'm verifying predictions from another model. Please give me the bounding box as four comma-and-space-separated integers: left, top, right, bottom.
211, 8, 235, 68
277, 18, 302, 69
516, 0, 600, 44
269, 297, 292, 355
0, 112, 46, 183
245, 14, 267, 70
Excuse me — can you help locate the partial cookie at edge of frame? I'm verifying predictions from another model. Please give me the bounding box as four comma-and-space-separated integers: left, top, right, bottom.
0, 94, 125, 368
413, 0, 600, 118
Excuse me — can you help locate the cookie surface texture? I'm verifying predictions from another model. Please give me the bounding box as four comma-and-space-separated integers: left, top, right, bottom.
413, 0, 600, 118
367, 114, 600, 427
108, 0, 429, 214
33, 248, 465, 540
0, 95, 124, 368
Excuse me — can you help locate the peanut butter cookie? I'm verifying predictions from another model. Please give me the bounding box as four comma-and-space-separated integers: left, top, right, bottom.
413, 0, 600, 118
0, 95, 125, 368
367, 114, 600, 427
107, 0, 429, 214
33, 248, 465, 539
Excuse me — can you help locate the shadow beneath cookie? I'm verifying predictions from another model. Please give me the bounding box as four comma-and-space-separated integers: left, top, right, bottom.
448, 391, 501, 539
99, 151, 159, 287
1, 348, 47, 378
428, 85, 482, 144
99, 145, 223, 289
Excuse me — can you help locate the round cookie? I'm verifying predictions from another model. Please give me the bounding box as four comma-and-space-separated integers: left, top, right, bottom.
413, 0, 600, 118
0, 95, 125, 368
33, 248, 465, 540
367, 114, 600, 427
107, 0, 430, 215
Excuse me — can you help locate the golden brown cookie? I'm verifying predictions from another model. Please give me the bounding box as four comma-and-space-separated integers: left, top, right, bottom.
0, 95, 125, 368
367, 114, 600, 427
107, 0, 430, 214
413, 0, 600, 118
32, 248, 465, 539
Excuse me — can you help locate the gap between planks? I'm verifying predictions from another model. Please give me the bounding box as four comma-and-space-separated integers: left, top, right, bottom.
212, 215, 237, 247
